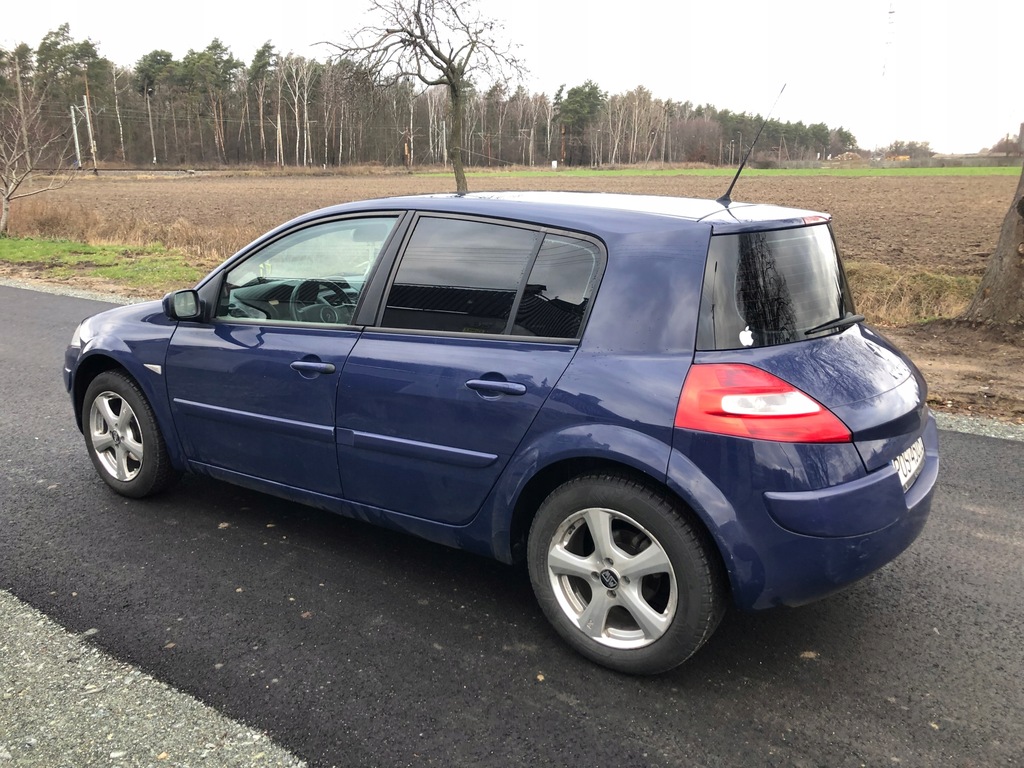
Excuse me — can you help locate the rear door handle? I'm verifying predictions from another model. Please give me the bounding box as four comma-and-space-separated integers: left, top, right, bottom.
290, 360, 336, 374
466, 379, 527, 396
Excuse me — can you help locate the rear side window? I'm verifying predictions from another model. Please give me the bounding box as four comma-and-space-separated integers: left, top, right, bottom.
382, 216, 601, 339
696, 224, 855, 351
515, 235, 600, 338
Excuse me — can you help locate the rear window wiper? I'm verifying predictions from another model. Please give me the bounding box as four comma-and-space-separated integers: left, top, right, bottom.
804, 313, 865, 336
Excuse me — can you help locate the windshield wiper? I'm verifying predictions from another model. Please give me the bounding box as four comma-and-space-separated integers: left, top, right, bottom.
804, 313, 865, 336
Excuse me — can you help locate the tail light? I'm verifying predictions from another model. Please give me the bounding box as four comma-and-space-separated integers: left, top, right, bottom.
675, 363, 851, 443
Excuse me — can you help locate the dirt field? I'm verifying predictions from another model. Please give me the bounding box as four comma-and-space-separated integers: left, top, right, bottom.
11, 170, 1024, 423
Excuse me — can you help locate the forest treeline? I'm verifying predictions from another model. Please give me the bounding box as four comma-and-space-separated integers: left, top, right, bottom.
1, 24, 865, 170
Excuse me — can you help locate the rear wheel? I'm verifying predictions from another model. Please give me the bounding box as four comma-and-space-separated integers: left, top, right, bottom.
82, 371, 178, 498
527, 473, 725, 674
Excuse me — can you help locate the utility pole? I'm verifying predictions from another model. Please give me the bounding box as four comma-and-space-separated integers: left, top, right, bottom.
70, 106, 83, 169
82, 94, 98, 172
146, 88, 157, 164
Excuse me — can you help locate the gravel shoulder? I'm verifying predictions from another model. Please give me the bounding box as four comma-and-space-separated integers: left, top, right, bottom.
933, 411, 1024, 442
1, 278, 305, 766
0, 590, 304, 767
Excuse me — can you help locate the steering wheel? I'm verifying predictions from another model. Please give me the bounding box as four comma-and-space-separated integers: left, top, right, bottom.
289, 279, 355, 323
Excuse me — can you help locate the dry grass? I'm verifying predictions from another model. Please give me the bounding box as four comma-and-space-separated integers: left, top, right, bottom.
846, 261, 979, 326
10, 197, 251, 274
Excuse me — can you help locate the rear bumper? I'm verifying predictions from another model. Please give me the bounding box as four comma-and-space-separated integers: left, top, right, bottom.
763, 446, 930, 539
672, 416, 939, 611
752, 416, 938, 609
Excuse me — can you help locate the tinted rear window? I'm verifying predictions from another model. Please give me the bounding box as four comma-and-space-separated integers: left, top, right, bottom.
696, 224, 855, 351
381, 216, 601, 339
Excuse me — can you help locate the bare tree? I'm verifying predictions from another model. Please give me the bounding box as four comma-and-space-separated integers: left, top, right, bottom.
962, 155, 1024, 325
327, 0, 523, 193
1, 52, 76, 236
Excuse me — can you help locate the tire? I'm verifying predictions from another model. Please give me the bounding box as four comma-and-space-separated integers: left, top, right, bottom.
527, 473, 726, 674
82, 370, 179, 498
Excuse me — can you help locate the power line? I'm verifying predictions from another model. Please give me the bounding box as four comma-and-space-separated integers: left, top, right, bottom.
882, 1, 896, 78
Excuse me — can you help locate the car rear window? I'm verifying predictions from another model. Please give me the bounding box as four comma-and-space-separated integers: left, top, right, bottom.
695, 224, 856, 351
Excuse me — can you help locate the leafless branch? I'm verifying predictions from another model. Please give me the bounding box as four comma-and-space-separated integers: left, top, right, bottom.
317, 0, 524, 193
1, 86, 77, 234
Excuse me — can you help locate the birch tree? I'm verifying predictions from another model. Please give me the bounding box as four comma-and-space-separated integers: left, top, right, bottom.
135, 50, 174, 164
248, 43, 276, 164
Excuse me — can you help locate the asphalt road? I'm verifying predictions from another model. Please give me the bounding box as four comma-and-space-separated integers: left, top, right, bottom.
1, 284, 1022, 768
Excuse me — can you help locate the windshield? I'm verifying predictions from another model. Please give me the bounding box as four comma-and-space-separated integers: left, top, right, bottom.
696, 224, 856, 351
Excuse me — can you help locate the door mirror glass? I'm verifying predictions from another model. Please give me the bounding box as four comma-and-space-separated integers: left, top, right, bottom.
163, 289, 201, 320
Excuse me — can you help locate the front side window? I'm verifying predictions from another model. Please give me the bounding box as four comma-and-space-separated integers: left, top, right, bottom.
381, 216, 601, 339
696, 224, 855, 351
217, 216, 397, 325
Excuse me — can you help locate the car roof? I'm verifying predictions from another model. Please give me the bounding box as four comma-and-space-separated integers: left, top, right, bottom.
305, 191, 830, 236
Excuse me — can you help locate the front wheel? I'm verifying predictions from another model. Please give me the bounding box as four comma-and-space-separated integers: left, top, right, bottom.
82, 371, 179, 498
527, 474, 726, 674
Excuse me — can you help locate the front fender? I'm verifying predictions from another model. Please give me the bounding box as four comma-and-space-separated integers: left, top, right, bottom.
67, 308, 187, 472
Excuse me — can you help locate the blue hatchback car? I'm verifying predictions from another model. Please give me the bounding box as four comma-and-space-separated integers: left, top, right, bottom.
64, 191, 938, 673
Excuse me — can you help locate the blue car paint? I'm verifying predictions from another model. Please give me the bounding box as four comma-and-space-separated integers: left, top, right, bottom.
336, 332, 579, 525
65, 192, 938, 615
700, 324, 930, 468
165, 322, 360, 496
664, 426, 924, 610
65, 302, 189, 471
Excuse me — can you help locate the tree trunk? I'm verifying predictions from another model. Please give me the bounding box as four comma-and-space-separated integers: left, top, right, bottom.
256, 81, 267, 164
112, 70, 126, 165
449, 87, 468, 194
1, 194, 10, 237
962, 166, 1024, 325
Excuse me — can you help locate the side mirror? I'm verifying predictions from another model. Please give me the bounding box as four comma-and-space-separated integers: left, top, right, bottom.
162, 289, 202, 321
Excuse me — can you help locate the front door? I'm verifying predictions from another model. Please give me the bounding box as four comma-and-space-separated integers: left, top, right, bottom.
165, 215, 400, 497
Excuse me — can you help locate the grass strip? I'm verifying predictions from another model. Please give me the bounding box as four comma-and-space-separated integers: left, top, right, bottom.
0, 238, 202, 292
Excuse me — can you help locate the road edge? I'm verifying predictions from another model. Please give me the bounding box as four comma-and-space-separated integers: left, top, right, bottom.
0, 588, 306, 766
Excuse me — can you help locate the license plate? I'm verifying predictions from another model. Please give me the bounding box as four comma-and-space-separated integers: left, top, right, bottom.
892, 437, 925, 492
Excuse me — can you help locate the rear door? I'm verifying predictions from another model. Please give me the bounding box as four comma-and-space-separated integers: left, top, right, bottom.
337, 215, 603, 524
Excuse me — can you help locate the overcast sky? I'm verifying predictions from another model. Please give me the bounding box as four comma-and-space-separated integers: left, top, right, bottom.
5, 0, 1021, 154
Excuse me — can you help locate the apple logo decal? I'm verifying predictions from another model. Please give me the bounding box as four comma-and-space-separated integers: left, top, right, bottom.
739, 326, 754, 347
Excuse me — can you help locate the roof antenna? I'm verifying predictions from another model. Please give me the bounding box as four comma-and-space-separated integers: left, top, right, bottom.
717, 83, 787, 207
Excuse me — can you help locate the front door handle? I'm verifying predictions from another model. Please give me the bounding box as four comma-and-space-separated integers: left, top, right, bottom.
466, 379, 527, 396
290, 360, 336, 375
